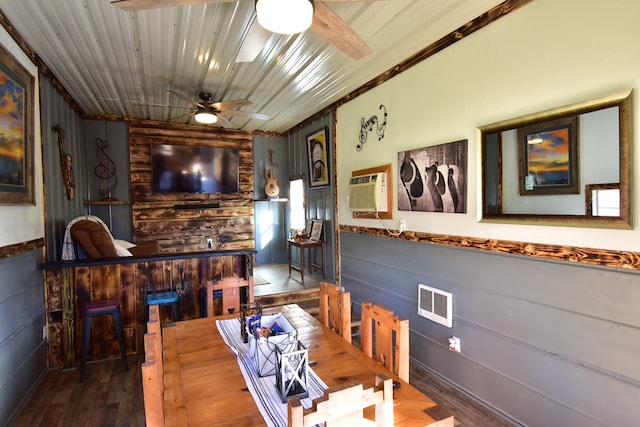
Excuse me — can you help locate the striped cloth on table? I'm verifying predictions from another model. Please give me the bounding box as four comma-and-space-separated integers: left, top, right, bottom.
216, 318, 328, 427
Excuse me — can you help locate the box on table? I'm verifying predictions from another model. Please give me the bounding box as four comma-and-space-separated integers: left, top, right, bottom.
247, 313, 298, 377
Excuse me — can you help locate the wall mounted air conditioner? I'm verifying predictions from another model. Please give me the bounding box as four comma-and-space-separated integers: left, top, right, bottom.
348, 172, 388, 212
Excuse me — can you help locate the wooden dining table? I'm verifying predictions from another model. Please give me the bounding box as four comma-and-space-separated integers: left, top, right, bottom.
162, 304, 454, 426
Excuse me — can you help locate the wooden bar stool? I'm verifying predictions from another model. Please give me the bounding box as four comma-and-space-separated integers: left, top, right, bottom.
79, 298, 129, 382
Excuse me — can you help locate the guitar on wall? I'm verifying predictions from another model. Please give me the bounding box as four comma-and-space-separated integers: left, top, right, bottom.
264, 149, 280, 199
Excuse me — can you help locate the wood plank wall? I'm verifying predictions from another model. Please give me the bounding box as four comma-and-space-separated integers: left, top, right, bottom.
128, 120, 255, 253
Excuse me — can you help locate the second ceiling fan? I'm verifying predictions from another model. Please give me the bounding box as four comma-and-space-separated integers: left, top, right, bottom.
111, 0, 374, 60
167, 90, 269, 127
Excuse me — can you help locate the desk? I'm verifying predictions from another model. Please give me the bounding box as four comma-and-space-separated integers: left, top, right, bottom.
287, 239, 325, 282
162, 304, 454, 426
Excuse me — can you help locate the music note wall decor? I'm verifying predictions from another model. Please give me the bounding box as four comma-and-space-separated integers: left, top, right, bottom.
94, 137, 117, 200
356, 104, 388, 151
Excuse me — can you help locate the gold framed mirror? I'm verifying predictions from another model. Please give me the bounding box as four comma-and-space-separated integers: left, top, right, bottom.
479, 89, 632, 228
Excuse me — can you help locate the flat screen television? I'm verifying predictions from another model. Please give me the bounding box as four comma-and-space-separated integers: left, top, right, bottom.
151, 144, 240, 194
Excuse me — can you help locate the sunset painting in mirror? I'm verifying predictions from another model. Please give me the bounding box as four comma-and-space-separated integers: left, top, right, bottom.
518, 116, 578, 195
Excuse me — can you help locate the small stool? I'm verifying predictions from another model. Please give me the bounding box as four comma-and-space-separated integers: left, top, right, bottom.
146, 291, 179, 322
79, 299, 128, 382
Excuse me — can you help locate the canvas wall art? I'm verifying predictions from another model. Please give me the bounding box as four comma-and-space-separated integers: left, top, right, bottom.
398, 139, 467, 213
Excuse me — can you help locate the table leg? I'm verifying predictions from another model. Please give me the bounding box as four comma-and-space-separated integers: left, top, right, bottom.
300, 245, 305, 282
321, 242, 325, 278
288, 242, 292, 276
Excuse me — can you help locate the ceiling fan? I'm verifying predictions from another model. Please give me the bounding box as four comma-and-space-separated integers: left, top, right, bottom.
111, 0, 374, 60
167, 90, 269, 127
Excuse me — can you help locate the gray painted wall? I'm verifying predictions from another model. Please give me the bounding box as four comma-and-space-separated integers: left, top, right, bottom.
0, 249, 46, 425
340, 232, 640, 426
254, 134, 289, 264
253, 115, 337, 281
40, 75, 87, 262
284, 115, 336, 281
83, 120, 132, 241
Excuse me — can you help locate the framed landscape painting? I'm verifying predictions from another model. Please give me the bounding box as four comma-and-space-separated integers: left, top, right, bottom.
0, 43, 34, 205
517, 116, 579, 195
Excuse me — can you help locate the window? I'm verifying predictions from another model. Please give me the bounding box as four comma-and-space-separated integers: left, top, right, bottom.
592, 188, 620, 217
289, 178, 305, 232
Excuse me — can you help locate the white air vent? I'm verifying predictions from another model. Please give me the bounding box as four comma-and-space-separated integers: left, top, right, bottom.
348, 172, 388, 212
418, 284, 453, 328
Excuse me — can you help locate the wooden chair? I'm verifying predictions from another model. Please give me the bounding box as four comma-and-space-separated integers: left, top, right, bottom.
360, 302, 409, 382
148, 303, 159, 323
142, 333, 164, 427
147, 305, 163, 376
206, 276, 254, 316
319, 282, 352, 343
288, 374, 393, 427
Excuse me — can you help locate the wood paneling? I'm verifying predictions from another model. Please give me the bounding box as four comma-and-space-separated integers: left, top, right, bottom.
128, 120, 255, 253
0, 238, 43, 260
340, 225, 640, 270
43, 251, 254, 368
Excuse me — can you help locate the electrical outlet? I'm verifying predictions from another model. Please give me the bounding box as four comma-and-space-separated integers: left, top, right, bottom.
399, 219, 406, 232
207, 238, 213, 248
448, 336, 461, 352
42, 325, 47, 340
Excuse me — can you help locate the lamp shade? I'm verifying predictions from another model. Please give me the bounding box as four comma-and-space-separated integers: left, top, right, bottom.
256, 0, 314, 34
194, 111, 218, 124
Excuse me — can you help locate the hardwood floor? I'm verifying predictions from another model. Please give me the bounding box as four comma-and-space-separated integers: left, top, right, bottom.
12, 354, 145, 427
12, 263, 517, 427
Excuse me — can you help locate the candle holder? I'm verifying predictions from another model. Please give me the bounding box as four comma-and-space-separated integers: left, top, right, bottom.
241, 302, 262, 343
275, 340, 309, 402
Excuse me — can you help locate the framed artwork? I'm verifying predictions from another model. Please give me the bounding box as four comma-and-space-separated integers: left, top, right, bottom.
517, 116, 579, 195
397, 139, 468, 213
307, 127, 329, 188
310, 220, 323, 241
0, 43, 35, 205
304, 219, 314, 236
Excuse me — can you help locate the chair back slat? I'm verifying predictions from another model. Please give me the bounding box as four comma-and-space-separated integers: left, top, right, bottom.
148, 304, 159, 323
288, 374, 393, 427
142, 332, 164, 426
206, 276, 254, 317
141, 360, 164, 427
361, 302, 410, 382
319, 282, 351, 343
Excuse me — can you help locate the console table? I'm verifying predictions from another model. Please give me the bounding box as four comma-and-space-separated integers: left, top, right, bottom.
287, 239, 325, 282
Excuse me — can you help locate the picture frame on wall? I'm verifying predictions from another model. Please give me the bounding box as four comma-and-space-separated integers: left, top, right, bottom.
310, 220, 323, 241
0, 43, 35, 205
517, 116, 579, 195
307, 127, 330, 188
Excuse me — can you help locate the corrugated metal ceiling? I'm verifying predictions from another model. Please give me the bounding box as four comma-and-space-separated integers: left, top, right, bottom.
0, 0, 506, 133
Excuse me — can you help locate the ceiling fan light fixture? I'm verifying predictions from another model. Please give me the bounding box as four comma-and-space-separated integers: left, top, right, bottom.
256, 0, 314, 35
194, 111, 218, 124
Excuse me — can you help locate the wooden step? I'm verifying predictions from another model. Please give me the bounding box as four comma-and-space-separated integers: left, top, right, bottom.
255, 288, 320, 318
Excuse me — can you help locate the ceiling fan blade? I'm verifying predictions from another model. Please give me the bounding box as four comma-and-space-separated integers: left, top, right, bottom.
219, 109, 269, 120
211, 99, 253, 110
311, 2, 372, 60
169, 111, 196, 121
167, 90, 205, 108
215, 115, 234, 128
111, 0, 234, 12
236, 17, 272, 63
